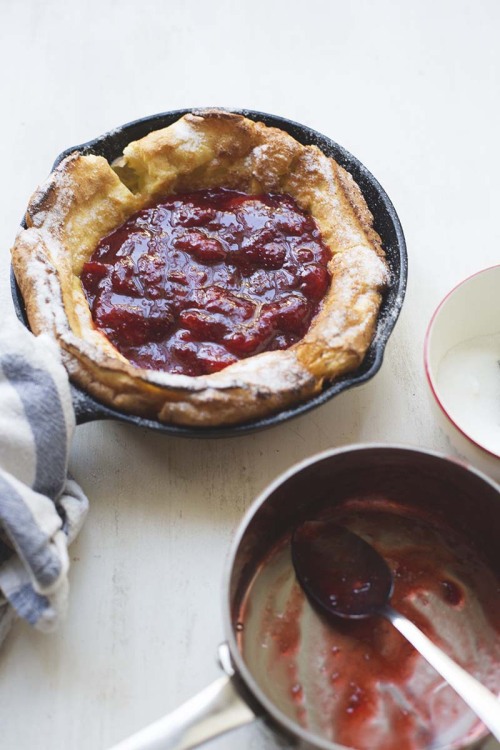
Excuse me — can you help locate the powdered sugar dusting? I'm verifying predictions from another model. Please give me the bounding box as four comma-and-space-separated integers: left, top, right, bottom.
168, 117, 205, 151
144, 348, 313, 393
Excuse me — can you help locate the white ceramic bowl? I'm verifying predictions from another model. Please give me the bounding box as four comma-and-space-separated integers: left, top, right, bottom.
424, 265, 500, 483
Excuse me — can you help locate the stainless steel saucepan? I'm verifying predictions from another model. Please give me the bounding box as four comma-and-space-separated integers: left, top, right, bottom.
108, 445, 500, 750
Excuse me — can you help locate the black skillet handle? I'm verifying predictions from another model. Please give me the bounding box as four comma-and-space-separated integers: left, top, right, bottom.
71, 386, 113, 425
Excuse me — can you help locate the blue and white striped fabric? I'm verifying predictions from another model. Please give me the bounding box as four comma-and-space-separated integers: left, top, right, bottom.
0, 317, 88, 642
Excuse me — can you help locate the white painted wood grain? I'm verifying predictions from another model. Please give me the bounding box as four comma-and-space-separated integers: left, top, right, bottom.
0, 0, 498, 747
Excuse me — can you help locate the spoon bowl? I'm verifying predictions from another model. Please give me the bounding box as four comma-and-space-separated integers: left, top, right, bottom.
292, 520, 393, 618
292, 519, 500, 742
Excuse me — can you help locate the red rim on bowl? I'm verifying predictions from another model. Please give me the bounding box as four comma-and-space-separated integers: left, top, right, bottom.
424, 264, 500, 461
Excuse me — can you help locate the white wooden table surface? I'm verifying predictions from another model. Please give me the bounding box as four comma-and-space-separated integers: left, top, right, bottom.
0, 1, 499, 748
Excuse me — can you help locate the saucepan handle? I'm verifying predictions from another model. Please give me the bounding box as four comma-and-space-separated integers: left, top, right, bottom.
106, 675, 256, 750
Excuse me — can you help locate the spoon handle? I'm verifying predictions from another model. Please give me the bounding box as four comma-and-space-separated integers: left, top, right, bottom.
383, 606, 500, 741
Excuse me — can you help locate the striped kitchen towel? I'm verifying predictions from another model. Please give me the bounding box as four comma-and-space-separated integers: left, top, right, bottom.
0, 316, 88, 643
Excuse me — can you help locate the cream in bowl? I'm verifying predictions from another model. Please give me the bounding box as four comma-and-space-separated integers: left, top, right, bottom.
425, 265, 500, 482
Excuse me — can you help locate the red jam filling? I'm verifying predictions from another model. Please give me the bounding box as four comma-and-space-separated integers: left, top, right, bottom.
80, 189, 331, 376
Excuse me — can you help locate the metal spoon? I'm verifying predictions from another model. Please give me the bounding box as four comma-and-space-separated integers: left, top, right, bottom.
291, 519, 500, 741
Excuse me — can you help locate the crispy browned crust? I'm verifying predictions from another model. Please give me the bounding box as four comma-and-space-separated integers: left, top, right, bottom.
11, 109, 388, 427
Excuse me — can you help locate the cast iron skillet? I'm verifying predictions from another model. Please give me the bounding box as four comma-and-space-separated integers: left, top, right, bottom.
11, 108, 408, 438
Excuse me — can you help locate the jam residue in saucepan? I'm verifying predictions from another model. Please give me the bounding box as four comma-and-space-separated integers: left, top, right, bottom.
236, 508, 500, 750
81, 189, 331, 376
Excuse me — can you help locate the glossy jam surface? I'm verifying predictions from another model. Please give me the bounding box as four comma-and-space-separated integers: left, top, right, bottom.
236, 507, 500, 750
81, 189, 331, 376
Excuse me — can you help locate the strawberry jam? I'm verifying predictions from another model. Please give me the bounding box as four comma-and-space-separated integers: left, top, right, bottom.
81, 189, 331, 376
